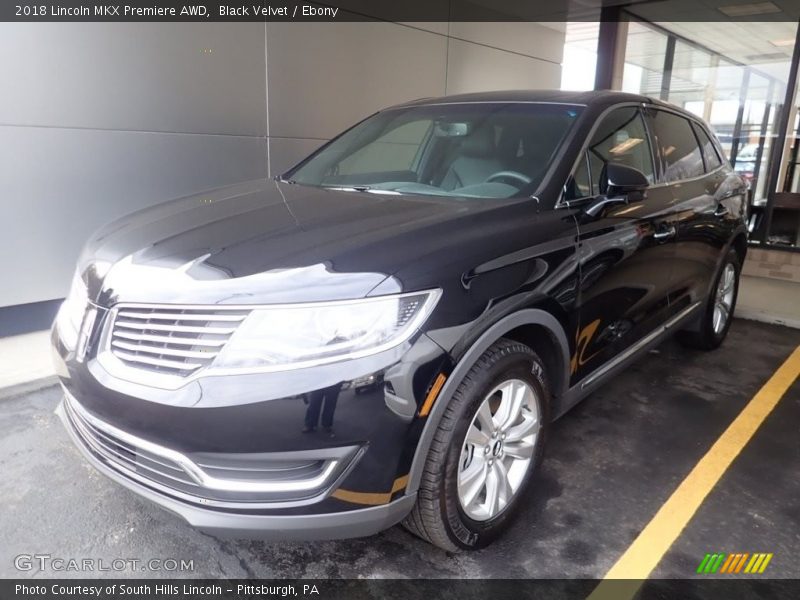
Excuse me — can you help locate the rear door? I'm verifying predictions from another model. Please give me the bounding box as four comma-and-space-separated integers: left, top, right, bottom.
645, 108, 742, 314
565, 105, 681, 385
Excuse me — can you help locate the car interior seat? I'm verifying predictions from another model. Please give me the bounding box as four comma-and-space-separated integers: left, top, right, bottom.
440, 126, 505, 190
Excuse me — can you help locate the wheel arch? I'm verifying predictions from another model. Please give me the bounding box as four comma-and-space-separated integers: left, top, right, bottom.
407, 309, 570, 495
730, 231, 748, 266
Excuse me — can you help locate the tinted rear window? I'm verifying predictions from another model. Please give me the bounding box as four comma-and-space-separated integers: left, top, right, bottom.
648, 110, 705, 182
692, 122, 724, 171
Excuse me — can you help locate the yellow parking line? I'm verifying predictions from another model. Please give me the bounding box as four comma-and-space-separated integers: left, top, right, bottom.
588, 345, 800, 600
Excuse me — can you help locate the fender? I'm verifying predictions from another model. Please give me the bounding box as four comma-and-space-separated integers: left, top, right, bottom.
714, 224, 747, 274
682, 225, 747, 334
406, 309, 570, 495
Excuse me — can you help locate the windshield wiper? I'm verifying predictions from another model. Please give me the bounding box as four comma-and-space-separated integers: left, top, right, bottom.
322, 185, 372, 192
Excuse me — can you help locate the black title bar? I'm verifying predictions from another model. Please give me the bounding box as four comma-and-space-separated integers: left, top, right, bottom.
4, 579, 800, 600
2, 0, 800, 22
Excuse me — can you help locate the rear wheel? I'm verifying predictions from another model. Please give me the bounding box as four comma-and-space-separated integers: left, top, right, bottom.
677, 248, 740, 350
402, 339, 549, 551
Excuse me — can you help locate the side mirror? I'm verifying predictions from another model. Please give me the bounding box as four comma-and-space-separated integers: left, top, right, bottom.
583, 163, 649, 218
605, 163, 649, 198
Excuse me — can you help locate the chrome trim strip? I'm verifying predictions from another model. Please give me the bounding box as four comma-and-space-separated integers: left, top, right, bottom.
395, 100, 588, 109
112, 331, 227, 347
78, 414, 186, 474
115, 320, 238, 335
112, 289, 440, 311
579, 301, 702, 390
63, 388, 339, 495
108, 349, 204, 371
195, 461, 317, 473
111, 340, 216, 360
77, 429, 200, 487
116, 311, 247, 322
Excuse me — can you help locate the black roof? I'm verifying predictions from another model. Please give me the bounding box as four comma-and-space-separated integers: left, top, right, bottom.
393, 89, 677, 112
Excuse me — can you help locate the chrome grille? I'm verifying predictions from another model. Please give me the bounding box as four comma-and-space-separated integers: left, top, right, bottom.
109, 305, 250, 376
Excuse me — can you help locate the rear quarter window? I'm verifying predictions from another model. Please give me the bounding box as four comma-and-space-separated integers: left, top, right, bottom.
691, 122, 724, 171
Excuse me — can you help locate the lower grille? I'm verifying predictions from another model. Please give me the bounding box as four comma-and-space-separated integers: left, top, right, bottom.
108, 305, 250, 377
61, 390, 355, 507
63, 391, 199, 490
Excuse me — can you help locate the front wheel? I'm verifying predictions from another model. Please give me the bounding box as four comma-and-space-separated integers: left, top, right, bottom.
402, 339, 549, 551
677, 248, 740, 350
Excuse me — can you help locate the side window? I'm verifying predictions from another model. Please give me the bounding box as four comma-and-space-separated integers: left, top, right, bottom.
337, 120, 431, 175
692, 122, 723, 171
648, 110, 705, 182
586, 107, 655, 194
564, 153, 592, 201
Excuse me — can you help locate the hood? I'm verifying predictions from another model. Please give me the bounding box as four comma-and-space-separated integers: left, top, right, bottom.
80, 179, 513, 306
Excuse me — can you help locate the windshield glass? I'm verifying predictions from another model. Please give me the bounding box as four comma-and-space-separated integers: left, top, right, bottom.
286, 103, 582, 199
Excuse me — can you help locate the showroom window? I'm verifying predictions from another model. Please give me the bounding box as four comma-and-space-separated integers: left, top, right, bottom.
611, 18, 800, 250
621, 21, 669, 98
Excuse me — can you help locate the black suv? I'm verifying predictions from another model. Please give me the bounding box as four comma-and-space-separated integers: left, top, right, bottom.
53, 90, 746, 551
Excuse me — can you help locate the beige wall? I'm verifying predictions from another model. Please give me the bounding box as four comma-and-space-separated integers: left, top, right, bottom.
265, 21, 564, 174
0, 21, 564, 308
0, 23, 269, 309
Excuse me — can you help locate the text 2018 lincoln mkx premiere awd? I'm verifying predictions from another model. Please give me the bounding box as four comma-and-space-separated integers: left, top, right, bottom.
53, 90, 747, 551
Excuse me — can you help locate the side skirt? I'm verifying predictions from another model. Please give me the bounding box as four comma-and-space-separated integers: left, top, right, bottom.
556, 301, 703, 417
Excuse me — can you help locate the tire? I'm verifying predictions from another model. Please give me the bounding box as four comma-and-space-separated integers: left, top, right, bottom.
677, 248, 740, 351
402, 338, 550, 551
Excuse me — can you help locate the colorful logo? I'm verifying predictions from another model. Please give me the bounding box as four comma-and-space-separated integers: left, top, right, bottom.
697, 552, 773, 574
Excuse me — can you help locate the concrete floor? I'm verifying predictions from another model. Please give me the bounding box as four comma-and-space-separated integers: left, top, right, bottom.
0, 319, 798, 579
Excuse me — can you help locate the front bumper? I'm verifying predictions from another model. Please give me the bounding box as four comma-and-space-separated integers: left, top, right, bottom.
57, 395, 416, 540
53, 311, 448, 537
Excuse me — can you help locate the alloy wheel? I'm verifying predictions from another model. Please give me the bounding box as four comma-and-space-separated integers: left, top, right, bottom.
457, 378, 540, 521
713, 263, 735, 334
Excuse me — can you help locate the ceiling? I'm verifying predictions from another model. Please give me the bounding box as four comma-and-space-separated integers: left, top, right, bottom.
627, 0, 800, 23
563, 18, 796, 99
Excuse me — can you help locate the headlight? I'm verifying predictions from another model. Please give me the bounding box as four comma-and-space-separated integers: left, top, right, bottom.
212, 289, 441, 371
55, 269, 88, 349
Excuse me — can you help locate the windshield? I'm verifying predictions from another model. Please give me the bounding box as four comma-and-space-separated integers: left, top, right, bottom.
286, 103, 582, 199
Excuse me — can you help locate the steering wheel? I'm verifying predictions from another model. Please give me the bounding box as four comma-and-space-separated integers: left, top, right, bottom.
485, 170, 532, 187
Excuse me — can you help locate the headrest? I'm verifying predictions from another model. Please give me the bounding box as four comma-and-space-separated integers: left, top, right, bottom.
460, 127, 496, 158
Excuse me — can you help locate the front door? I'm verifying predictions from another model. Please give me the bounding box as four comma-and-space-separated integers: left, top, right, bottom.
563, 106, 680, 385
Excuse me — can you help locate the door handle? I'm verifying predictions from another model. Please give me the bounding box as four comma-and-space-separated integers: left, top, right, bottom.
653, 225, 676, 241
714, 204, 730, 217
